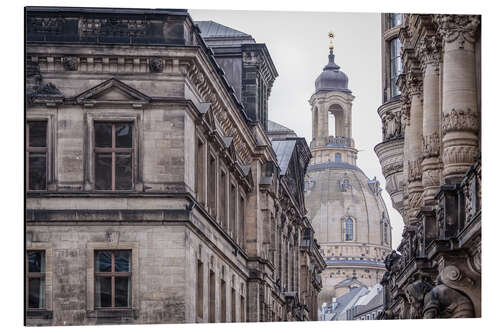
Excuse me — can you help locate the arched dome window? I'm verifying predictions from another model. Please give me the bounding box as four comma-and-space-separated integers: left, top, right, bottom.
344, 217, 354, 241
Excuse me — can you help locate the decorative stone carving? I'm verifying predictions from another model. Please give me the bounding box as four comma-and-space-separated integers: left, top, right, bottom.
423, 282, 475, 318
79, 18, 147, 37
417, 34, 442, 73
442, 108, 479, 134
422, 168, 441, 188
149, 57, 164, 73
405, 279, 433, 319
436, 14, 480, 48
382, 110, 402, 141
62, 56, 78, 71
408, 159, 423, 182
442, 145, 478, 167
422, 132, 440, 158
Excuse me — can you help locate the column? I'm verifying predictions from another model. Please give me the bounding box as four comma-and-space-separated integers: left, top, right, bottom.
419, 34, 442, 204
437, 14, 480, 184
406, 68, 424, 224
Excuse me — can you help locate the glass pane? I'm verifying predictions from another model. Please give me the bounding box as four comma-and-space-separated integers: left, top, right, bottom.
94, 123, 112, 148
28, 121, 47, 147
28, 277, 45, 308
115, 123, 133, 148
29, 153, 47, 190
114, 251, 131, 272
115, 277, 131, 307
116, 153, 132, 190
28, 251, 45, 272
95, 153, 112, 190
95, 251, 112, 272
95, 276, 112, 307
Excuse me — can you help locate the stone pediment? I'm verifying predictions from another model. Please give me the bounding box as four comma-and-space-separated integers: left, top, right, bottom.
73, 78, 151, 106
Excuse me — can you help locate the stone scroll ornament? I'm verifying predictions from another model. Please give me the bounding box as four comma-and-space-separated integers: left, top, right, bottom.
423, 276, 475, 318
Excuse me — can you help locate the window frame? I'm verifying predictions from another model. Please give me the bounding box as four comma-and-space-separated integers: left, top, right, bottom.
26, 250, 46, 310
86, 242, 139, 312
93, 121, 134, 191
86, 113, 140, 192
25, 242, 53, 318
93, 249, 132, 309
389, 37, 402, 98
343, 216, 355, 242
26, 115, 55, 192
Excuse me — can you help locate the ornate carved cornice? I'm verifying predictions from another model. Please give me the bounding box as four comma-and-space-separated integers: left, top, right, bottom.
406, 68, 423, 97
435, 14, 480, 48
442, 108, 479, 134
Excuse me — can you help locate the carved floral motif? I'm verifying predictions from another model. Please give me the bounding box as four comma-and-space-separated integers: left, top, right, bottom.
62, 56, 78, 71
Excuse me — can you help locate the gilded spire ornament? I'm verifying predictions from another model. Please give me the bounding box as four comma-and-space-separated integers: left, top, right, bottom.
328, 31, 335, 51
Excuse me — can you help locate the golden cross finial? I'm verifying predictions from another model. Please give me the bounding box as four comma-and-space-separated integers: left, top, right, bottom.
328, 31, 335, 50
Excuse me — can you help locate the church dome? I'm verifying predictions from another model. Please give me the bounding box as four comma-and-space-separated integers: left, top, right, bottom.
315, 51, 351, 94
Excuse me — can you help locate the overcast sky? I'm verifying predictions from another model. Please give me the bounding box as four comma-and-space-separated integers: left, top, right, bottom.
190, 9, 403, 247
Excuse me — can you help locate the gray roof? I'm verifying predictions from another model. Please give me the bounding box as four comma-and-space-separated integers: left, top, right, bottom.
272, 140, 297, 176
315, 51, 351, 94
195, 21, 255, 45
336, 277, 366, 288
330, 286, 368, 320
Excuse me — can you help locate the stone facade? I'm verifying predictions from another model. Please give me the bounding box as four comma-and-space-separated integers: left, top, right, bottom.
304, 46, 392, 313
25, 7, 324, 326
375, 14, 481, 319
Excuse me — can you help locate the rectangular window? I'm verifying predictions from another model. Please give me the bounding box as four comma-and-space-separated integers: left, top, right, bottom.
390, 38, 402, 98
94, 250, 131, 308
196, 260, 204, 319
26, 121, 48, 191
94, 122, 133, 191
196, 139, 206, 205
229, 184, 236, 238
208, 155, 217, 217
219, 170, 227, 229
209, 270, 215, 323
27, 250, 45, 309
220, 279, 226, 322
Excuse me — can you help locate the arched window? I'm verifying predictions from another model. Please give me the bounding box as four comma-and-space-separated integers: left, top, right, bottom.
345, 217, 354, 241
335, 153, 342, 163
384, 222, 388, 244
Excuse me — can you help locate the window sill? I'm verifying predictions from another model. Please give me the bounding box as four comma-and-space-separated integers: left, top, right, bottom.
87, 308, 138, 319
26, 309, 53, 319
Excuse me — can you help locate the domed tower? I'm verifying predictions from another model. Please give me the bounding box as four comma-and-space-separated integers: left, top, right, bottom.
305, 33, 392, 306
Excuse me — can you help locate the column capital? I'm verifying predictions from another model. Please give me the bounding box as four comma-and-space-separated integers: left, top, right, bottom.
417, 34, 442, 72
436, 14, 480, 49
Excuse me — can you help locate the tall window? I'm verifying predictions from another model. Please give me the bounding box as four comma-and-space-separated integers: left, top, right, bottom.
238, 195, 245, 247
196, 139, 206, 205
94, 122, 133, 191
219, 170, 227, 229
196, 260, 204, 319
384, 223, 389, 245
231, 287, 236, 322
26, 121, 48, 191
209, 270, 215, 323
229, 184, 236, 238
220, 278, 227, 322
389, 13, 403, 28
390, 38, 402, 98
208, 155, 217, 217
345, 217, 354, 241
27, 250, 45, 309
335, 153, 342, 163
94, 250, 132, 308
